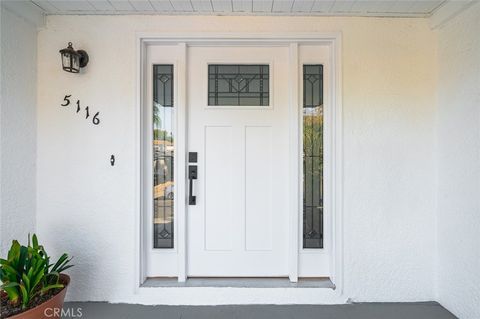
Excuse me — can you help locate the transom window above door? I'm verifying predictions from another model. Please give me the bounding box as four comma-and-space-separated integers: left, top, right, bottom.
208, 64, 270, 107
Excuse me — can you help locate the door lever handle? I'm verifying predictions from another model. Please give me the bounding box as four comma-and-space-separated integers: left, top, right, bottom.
188, 165, 197, 205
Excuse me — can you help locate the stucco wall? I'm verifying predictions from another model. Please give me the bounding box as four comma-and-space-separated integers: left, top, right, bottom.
0, 5, 37, 257
36, 16, 437, 304
437, 4, 480, 319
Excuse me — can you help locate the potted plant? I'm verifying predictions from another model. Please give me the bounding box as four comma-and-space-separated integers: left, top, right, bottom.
0, 234, 73, 319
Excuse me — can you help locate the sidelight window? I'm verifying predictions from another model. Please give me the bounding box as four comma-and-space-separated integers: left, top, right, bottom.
153, 64, 174, 249
303, 64, 324, 249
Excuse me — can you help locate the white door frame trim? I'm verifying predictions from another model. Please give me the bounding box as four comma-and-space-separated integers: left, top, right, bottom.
135, 32, 343, 294
288, 42, 300, 282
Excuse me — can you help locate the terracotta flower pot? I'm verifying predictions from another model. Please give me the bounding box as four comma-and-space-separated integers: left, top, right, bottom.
6, 274, 70, 319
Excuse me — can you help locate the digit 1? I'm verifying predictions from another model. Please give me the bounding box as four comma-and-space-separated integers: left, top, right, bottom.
76, 100, 81, 113
85, 106, 90, 119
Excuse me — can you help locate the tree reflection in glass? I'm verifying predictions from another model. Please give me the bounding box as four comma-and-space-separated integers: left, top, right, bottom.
153, 65, 174, 249
303, 65, 324, 249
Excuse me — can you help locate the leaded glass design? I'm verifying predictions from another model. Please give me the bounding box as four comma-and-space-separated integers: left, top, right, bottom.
153, 65, 174, 249
208, 64, 269, 106
303, 64, 324, 249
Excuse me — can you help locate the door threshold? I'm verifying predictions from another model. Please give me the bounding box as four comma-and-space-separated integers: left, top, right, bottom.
142, 277, 334, 289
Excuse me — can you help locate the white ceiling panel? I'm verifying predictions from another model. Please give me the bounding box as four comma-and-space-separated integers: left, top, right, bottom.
292, 0, 315, 12
311, 0, 334, 12
32, 0, 59, 12
233, 0, 253, 12
351, 1, 395, 13
190, 0, 213, 12
129, 0, 155, 11
150, 0, 174, 11
388, 0, 416, 12
330, 0, 357, 12
387, 0, 443, 13
87, 0, 115, 10
28, 0, 449, 16
406, 0, 443, 13
211, 0, 233, 11
272, 0, 294, 12
252, 0, 273, 12
170, 0, 193, 11
50, 0, 95, 11
108, 0, 135, 10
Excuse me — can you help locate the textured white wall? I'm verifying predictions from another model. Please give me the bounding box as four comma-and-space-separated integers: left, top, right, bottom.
437, 3, 480, 319
0, 5, 37, 257
36, 16, 437, 304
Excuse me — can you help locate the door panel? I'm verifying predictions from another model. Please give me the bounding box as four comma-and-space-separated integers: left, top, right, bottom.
204, 125, 233, 251
245, 126, 272, 251
187, 46, 290, 276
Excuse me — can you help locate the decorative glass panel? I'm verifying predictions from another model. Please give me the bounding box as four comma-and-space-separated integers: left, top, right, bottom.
208, 64, 269, 106
153, 65, 174, 249
303, 65, 324, 249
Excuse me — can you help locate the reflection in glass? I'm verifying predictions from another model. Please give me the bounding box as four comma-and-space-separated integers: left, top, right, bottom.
208, 64, 269, 106
303, 65, 324, 249
153, 65, 174, 249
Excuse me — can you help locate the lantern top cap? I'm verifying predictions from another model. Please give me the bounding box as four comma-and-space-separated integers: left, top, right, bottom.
59, 42, 79, 56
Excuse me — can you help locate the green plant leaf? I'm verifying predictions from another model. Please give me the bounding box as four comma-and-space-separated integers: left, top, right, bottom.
8, 241, 20, 262
26, 265, 34, 279
31, 268, 45, 291
32, 234, 39, 249
22, 273, 31, 293
2, 286, 20, 305
43, 251, 51, 272
16, 245, 28, 278
19, 284, 29, 309
1, 281, 20, 289
3, 271, 18, 283
46, 271, 59, 277
51, 253, 69, 272
45, 271, 60, 285
0, 258, 10, 265
56, 264, 74, 273
40, 284, 64, 294
1, 264, 19, 277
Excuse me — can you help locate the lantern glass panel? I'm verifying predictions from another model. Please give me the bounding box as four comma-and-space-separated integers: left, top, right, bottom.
72, 54, 79, 72
62, 53, 70, 69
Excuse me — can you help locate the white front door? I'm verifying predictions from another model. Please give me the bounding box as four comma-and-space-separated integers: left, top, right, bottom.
145, 40, 333, 281
187, 46, 290, 277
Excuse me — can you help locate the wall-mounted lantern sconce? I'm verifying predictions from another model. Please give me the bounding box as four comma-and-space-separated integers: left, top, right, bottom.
59, 42, 89, 73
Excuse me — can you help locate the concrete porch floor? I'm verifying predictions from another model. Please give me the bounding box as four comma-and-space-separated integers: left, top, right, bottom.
64, 301, 456, 319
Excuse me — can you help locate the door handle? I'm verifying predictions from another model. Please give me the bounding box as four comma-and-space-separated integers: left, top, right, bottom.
188, 165, 197, 205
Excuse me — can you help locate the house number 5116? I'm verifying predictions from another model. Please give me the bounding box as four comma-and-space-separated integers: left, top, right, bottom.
61, 95, 100, 125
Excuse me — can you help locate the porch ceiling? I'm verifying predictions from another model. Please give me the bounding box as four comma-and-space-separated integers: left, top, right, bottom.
30, 0, 447, 17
